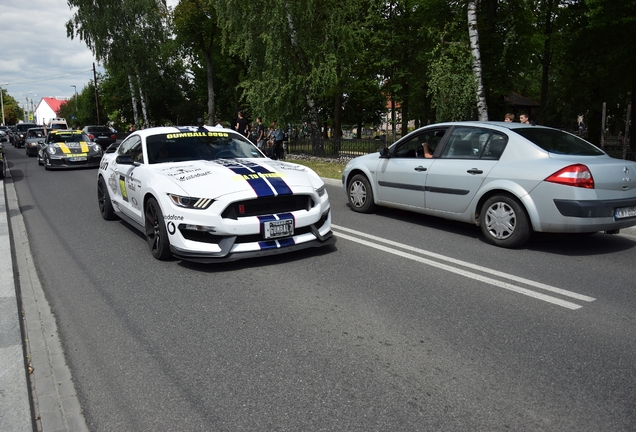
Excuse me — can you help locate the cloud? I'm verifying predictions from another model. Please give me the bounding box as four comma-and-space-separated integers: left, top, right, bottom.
0, 0, 103, 114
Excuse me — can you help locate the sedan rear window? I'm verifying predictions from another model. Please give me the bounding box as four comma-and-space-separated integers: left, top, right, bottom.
515, 128, 604, 156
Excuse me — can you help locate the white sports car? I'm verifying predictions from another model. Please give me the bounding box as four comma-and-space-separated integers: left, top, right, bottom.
97, 126, 335, 262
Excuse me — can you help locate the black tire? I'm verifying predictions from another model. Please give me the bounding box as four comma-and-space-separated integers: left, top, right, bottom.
37, 154, 43, 166
97, 177, 117, 221
144, 197, 172, 260
0, 160, 5, 180
347, 174, 376, 213
479, 194, 531, 248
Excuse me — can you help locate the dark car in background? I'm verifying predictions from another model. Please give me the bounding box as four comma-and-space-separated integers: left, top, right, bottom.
82, 125, 117, 150
14, 123, 38, 148
25, 127, 46, 157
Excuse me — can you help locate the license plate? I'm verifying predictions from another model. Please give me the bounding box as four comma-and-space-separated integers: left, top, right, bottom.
263, 219, 293, 239
615, 206, 636, 219
69, 156, 87, 162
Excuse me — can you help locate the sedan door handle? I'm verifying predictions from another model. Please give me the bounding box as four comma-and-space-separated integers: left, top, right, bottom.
414, 166, 427, 172
467, 168, 483, 175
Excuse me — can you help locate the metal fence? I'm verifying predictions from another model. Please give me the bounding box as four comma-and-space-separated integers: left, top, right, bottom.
285, 138, 388, 158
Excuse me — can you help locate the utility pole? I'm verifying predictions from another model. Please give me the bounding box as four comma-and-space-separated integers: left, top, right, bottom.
93, 63, 101, 124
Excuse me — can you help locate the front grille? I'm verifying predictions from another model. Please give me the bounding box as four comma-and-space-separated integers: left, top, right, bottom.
222, 195, 314, 219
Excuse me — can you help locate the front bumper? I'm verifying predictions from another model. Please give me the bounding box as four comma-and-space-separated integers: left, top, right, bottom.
46, 155, 102, 169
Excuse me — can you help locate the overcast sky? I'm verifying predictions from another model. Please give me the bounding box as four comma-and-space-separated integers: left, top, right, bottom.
0, 0, 181, 122
0, 0, 107, 113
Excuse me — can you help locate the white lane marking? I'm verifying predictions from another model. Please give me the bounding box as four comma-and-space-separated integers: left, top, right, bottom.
331, 226, 592, 310
332, 224, 595, 302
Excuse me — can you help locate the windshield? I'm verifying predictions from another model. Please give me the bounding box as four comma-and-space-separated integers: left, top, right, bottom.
146, 131, 263, 164
48, 131, 90, 143
515, 128, 604, 156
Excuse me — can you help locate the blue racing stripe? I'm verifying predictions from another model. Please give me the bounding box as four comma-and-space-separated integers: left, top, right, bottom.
247, 163, 293, 195
259, 241, 279, 250
278, 238, 295, 247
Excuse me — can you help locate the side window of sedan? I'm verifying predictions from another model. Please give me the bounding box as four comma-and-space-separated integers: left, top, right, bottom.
441, 127, 507, 159
118, 135, 143, 162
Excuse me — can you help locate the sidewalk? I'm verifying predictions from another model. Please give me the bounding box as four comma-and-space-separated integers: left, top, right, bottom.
0, 177, 32, 430
1, 169, 89, 432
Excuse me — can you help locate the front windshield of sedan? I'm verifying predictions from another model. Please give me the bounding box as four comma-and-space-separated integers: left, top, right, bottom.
514, 128, 604, 156
146, 131, 263, 164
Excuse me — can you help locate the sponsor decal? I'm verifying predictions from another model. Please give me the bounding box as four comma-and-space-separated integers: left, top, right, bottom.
178, 171, 211, 182
268, 162, 308, 172
164, 214, 185, 221
167, 221, 176, 235
127, 179, 136, 192
108, 173, 118, 193
119, 175, 128, 202
100, 160, 108, 170
167, 168, 202, 176
166, 131, 229, 139
131, 197, 139, 209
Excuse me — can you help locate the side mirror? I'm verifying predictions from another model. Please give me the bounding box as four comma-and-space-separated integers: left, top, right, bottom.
379, 147, 390, 158
115, 154, 135, 165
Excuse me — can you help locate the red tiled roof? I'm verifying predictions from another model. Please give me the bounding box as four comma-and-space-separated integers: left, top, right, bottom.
42, 97, 66, 114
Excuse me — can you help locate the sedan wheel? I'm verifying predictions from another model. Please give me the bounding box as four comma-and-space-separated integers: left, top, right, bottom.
480, 195, 531, 248
0, 160, 5, 180
43, 154, 50, 170
144, 197, 172, 260
347, 174, 376, 213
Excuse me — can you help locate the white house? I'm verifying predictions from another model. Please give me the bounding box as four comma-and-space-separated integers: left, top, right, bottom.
34, 97, 67, 126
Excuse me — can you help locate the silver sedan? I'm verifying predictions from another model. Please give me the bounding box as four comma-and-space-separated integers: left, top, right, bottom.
342, 121, 636, 248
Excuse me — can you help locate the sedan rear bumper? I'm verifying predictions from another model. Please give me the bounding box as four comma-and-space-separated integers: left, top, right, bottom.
554, 198, 636, 218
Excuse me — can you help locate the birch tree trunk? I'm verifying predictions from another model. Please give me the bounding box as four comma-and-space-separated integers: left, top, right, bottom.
135, 71, 149, 128
127, 73, 139, 128
203, 51, 215, 126
467, 0, 488, 121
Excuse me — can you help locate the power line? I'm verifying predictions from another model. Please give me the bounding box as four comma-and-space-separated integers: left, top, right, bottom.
8, 69, 95, 85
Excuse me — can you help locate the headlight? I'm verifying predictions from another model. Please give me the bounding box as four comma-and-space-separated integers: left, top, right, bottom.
47, 146, 57, 154
316, 185, 326, 197
168, 194, 213, 209
92, 144, 102, 153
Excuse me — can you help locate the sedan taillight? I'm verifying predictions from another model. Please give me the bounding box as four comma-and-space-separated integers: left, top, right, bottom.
88, 134, 95, 139
545, 164, 594, 189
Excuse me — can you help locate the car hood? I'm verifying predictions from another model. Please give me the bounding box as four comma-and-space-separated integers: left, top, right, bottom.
148, 158, 322, 197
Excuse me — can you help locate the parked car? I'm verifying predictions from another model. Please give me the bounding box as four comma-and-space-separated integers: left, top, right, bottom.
0, 130, 8, 143
97, 125, 336, 262
14, 123, 38, 148
37, 129, 103, 169
342, 121, 636, 248
0, 138, 5, 179
24, 127, 46, 157
82, 125, 117, 150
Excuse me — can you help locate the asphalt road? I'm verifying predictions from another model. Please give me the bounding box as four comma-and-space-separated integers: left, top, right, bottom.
6, 143, 636, 431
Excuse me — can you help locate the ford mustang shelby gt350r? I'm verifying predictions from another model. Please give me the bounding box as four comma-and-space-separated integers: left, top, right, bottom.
97, 126, 335, 262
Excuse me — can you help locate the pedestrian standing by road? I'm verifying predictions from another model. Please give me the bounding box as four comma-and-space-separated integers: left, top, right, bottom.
235, 111, 250, 138
272, 121, 285, 160
256, 117, 265, 149
504, 113, 515, 122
